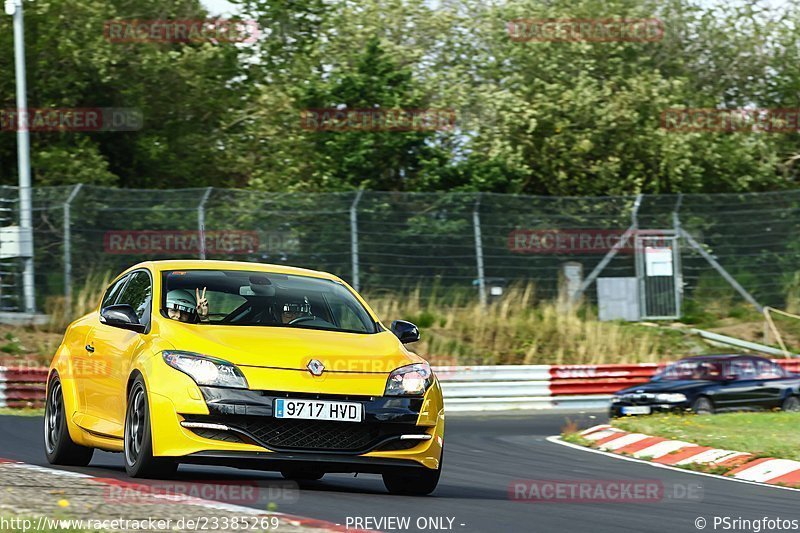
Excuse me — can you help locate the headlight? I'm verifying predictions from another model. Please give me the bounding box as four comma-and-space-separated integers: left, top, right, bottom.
655, 393, 686, 403
611, 396, 622, 403
385, 363, 433, 396
162, 351, 248, 389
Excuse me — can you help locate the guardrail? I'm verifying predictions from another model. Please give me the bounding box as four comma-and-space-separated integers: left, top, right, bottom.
436, 364, 658, 412
4, 360, 800, 411
0, 367, 47, 409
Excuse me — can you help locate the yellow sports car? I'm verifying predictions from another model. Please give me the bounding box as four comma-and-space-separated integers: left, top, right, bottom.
44, 260, 444, 495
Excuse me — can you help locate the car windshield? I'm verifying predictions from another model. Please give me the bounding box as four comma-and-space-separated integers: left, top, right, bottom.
161, 270, 377, 334
653, 359, 725, 381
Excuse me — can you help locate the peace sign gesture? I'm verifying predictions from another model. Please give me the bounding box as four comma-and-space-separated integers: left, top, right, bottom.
196, 287, 209, 318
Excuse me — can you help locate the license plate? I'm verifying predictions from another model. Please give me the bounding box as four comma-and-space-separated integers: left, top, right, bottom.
622, 406, 651, 415
274, 398, 362, 422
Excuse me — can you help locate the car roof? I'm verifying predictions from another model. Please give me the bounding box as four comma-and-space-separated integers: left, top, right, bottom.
124, 260, 338, 282
677, 353, 768, 362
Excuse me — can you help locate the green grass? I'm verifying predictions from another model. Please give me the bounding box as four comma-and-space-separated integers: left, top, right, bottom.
613, 412, 800, 461
0, 408, 44, 416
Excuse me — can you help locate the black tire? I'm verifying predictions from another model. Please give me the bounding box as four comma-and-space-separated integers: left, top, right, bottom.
280, 469, 325, 481
382, 444, 442, 496
44, 375, 94, 466
692, 396, 714, 415
782, 395, 800, 412
124, 377, 177, 478
382, 467, 441, 496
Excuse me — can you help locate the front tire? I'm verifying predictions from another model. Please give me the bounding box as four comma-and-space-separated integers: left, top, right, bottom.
44, 375, 94, 466
124, 377, 177, 478
692, 396, 714, 415
382, 467, 441, 496
782, 395, 800, 412
383, 444, 442, 496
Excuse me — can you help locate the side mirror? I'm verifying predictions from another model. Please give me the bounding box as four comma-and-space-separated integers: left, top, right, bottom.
391, 320, 420, 344
101, 304, 146, 333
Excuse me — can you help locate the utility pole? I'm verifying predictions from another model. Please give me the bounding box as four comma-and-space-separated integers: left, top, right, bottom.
6, 0, 35, 313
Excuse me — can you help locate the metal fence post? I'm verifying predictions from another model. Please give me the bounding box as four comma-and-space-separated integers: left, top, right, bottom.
672, 194, 684, 317
350, 190, 364, 291
63, 183, 83, 308
473, 193, 487, 306
197, 187, 213, 260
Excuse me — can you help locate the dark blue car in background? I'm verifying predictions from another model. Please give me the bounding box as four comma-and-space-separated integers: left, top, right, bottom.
610, 354, 800, 416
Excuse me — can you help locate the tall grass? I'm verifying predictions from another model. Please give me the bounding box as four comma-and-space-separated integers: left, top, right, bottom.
367, 284, 688, 365
43, 271, 111, 333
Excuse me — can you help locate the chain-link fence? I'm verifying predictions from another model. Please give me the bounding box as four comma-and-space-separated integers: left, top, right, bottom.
0, 185, 796, 315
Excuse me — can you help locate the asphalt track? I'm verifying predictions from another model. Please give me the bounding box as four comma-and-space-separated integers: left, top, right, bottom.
1, 411, 798, 532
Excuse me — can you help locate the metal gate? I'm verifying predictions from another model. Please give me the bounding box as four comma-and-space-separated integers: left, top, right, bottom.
635, 233, 682, 319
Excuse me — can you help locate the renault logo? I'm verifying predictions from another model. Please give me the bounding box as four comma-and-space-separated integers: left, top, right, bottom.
307, 359, 325, 376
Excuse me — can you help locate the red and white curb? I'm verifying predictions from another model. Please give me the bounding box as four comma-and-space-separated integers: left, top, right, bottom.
574, 424, 800, 488
0, 458, 373, 532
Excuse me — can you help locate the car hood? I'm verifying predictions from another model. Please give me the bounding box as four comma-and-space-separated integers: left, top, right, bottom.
615, 379, 712, 395
157, 320, 421, 373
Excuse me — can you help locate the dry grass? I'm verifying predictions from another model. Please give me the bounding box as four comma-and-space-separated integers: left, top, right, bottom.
367, 284, 694, 365
43, 271, 110, 333
6, 279, 696, 366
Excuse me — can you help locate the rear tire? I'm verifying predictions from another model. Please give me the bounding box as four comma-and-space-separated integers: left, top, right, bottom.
124, 377, 177, 478
280, 469, 324, 481
44, 375, 94, 466
782, 395, 800, 412
692, 396, 714, 415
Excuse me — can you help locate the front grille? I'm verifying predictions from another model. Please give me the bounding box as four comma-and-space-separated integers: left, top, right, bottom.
619, 393, 656, 404
184, 415, 417, 453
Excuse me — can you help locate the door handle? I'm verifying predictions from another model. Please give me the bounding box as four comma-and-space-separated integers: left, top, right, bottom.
85, 344, 95, 353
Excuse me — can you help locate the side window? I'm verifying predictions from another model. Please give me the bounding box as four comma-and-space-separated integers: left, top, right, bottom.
730, 359, 757, 380
756, 360, 785, 379
101, 275, 129, 308
329, 301, 368, 332
116, 271, 152, 324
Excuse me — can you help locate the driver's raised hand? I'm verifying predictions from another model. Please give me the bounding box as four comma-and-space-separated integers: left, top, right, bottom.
196, 287, 209, 319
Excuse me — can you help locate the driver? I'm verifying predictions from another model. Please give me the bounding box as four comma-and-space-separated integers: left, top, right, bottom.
281, 296, 312, 324
165, 287, 209, 323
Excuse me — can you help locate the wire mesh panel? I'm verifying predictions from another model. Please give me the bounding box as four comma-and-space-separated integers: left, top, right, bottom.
1, 186, 797, 316
677, 190, 800, 309
481, 193, 641, 301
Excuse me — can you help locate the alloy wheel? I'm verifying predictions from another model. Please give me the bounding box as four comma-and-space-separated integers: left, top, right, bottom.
44, 380, 63, 454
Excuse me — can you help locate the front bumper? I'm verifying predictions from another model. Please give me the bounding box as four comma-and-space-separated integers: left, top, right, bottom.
148, 384, 444, 471
609, 400, 689, 417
